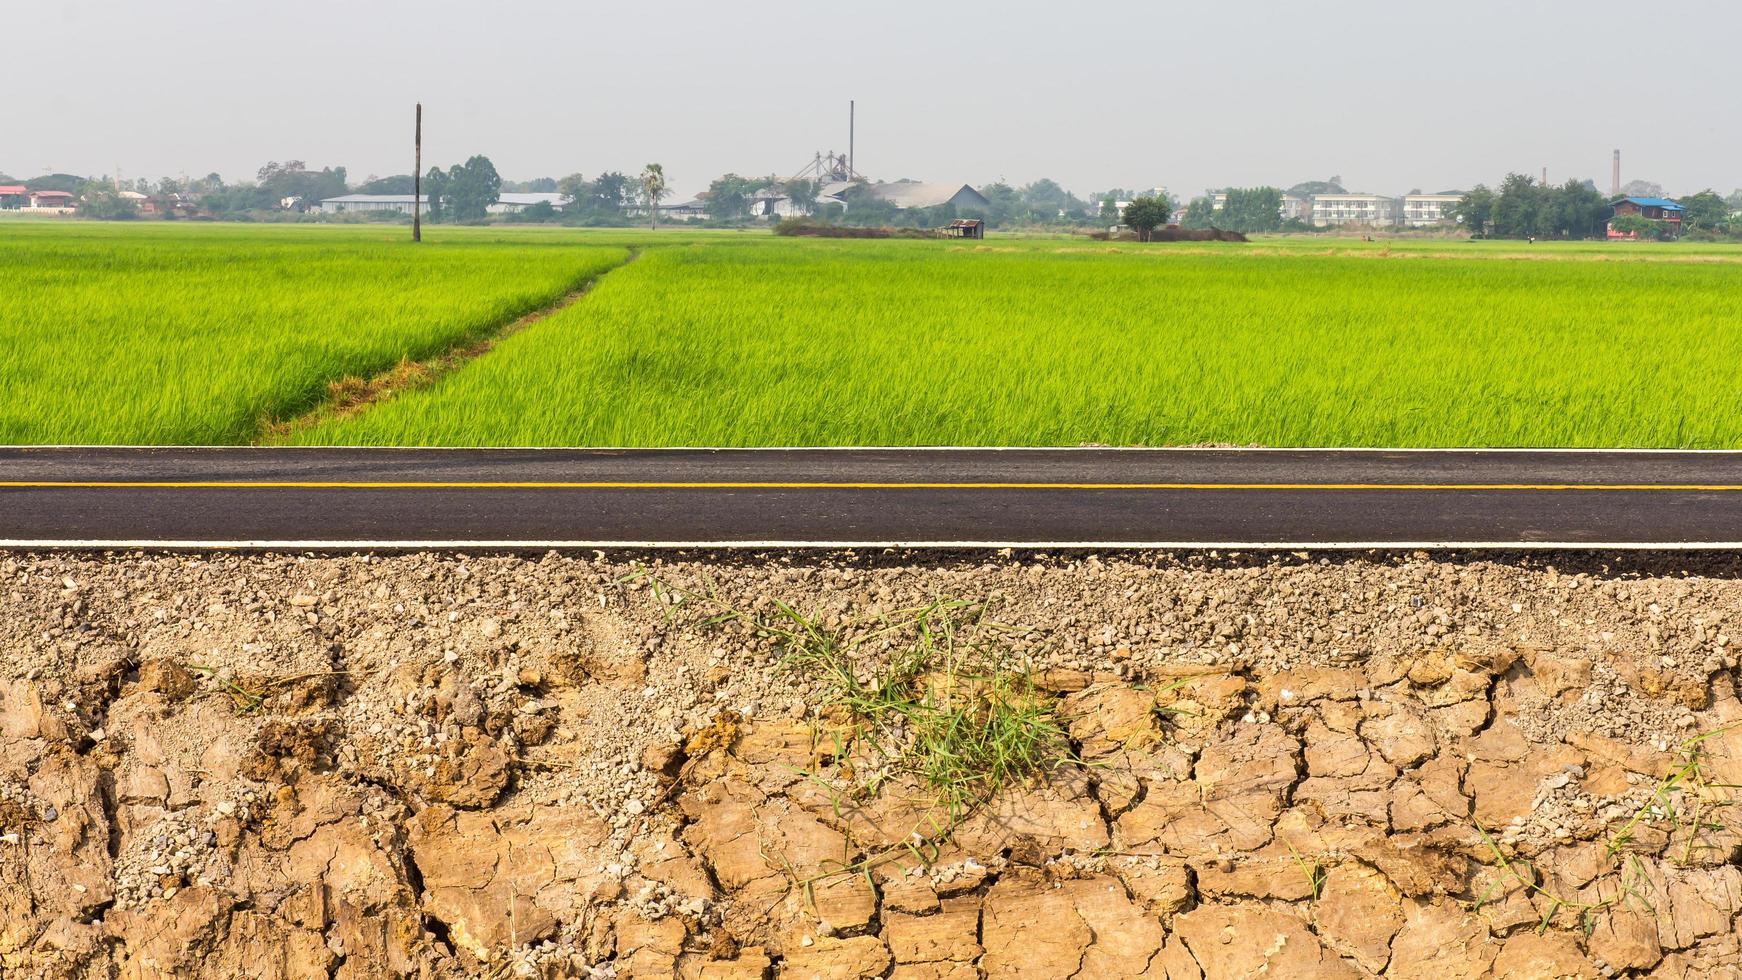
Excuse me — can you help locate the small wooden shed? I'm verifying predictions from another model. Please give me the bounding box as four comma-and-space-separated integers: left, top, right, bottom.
941, 218, 985, 240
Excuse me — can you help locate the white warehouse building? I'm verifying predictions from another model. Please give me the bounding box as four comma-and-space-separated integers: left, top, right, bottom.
488, 192, 566, 214
318, 192, 567, 215
317, 192, 421, 214
318, 194, 426, 215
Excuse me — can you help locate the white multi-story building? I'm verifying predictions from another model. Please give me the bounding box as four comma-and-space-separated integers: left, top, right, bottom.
1310, 194, 1398, 227
1130, 186, 1454, 229
1400, 194, 1461, 227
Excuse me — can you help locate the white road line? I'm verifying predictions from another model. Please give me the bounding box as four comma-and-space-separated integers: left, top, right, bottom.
10, 446, 1742, 454
3, 539, 1739, 551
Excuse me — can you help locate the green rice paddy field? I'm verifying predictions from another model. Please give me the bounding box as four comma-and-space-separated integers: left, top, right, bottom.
5, 221, 1742, 447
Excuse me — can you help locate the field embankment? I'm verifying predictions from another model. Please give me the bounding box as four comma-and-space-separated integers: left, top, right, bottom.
0, 224, 626, 444
261, 250, 641, 441
4, 549, 1742, 977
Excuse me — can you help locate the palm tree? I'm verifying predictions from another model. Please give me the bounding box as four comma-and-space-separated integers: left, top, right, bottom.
640, 163, 668, 231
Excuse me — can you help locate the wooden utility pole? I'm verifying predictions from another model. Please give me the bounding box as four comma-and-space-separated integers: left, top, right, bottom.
413, 103, 422, 242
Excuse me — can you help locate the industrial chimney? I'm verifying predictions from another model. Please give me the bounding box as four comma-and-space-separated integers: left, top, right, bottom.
1612, 150, 1621, 197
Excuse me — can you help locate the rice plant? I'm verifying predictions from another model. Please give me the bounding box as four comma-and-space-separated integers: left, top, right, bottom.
297, 235, 1742, 448
0, 222, 626, 443
9, 221, 1742, 447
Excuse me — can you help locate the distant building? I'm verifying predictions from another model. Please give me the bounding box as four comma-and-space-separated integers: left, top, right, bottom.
1401, 194, 1460, 228
488, 192, 566, 215
657, 199, 710, 221
1104, 188, 1169, 219
749, 188, 808, 219
1206, 191, 1311, 224
739, 179, 989, 218
25, 190, 76, 213
318, 192, 570, 216
318, 193, 426, 215
119, 190, 157, 215
818, 180, 991, 212
1607, 197, 1684, 239
1310, 193, 1398, 227
877, 181, 988, 209
0, 185, 27, 208
942, 218, 985, 239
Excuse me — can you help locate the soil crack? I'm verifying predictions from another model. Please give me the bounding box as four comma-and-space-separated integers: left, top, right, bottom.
255, 247, 639, 442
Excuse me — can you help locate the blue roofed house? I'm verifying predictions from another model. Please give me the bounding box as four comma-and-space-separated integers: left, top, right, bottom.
1607, 197, 1684, 239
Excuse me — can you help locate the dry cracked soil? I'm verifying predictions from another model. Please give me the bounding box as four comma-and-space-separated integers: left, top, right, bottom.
4, 549, 1742, 979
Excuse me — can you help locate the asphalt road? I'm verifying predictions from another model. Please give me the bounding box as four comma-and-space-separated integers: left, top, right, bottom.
4, 447, 1742, 548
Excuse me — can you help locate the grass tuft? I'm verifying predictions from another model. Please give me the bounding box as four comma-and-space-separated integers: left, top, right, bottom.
769, 597, 1072, 822
622, 567, 1075, 823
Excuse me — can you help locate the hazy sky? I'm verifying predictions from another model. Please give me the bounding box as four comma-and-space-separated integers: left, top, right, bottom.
8, 0, 1738, 199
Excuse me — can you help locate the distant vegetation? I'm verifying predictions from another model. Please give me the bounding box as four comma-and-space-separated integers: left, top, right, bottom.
1181, 187, 1286, 234
773, 220, 933, 239
1451, 175, 1741, 241
12, 154, 1739, 238
1449, 175, 1613, 240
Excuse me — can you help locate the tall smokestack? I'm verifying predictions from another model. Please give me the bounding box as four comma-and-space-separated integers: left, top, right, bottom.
1541, 166, 1548, 187
1612, 149, 1621, 197
849, 100, 855, 178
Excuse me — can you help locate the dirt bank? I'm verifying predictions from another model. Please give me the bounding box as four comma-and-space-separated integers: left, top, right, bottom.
4, 549, 1742, 978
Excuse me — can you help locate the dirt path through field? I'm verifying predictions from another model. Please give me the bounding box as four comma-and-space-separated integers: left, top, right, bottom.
257, 248, 640, 444
4, 549, 1741, 977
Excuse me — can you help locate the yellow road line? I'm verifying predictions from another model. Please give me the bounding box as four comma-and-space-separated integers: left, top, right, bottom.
4, 481, 1742, 491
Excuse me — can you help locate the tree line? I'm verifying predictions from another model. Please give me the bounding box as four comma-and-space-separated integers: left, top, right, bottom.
679, 174, 1109, 228
9, 156, 671, 225
1448, 175, 1612, 239
1450, 176, 1741, 240
23, 159, 1740, 237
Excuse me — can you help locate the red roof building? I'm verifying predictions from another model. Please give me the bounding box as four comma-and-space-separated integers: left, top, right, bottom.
20, 189, 77, 212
